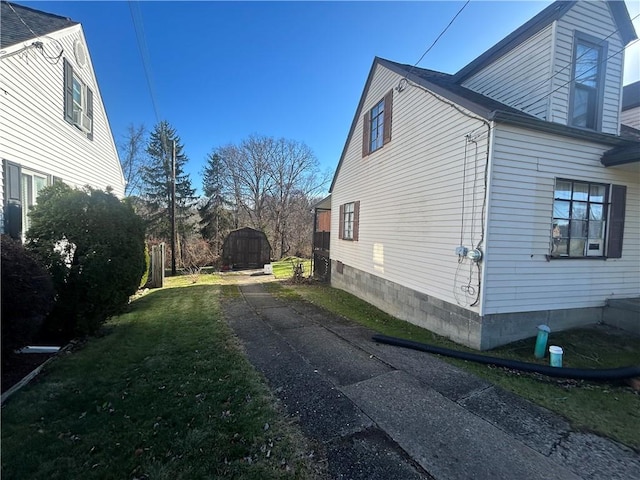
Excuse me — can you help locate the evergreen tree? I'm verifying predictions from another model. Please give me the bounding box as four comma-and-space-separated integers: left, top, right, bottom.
199, 152, 233, 254
141, 121, 196, 240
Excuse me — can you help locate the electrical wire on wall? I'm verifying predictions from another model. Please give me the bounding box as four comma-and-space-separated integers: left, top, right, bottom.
395, 77, 490, 308
1, 3, 65, 65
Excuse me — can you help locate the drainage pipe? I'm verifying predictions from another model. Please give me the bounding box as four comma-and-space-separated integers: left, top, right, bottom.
372, 334, 640, 381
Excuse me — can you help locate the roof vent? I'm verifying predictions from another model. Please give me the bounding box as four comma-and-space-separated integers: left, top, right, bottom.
73, 40, 87, 68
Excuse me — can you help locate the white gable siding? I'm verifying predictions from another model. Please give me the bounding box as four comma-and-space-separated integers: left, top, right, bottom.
332, 63, 489, 313
482, 124, 640, 315
462, 25, 554, 120
0, 25, 125, 205
620, 106, 640, 129
550, 1, 624, 134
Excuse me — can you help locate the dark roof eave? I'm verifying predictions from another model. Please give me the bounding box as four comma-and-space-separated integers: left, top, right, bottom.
491, 110, 638, 148
379, 58, 493, 120
601, 147, 640, 167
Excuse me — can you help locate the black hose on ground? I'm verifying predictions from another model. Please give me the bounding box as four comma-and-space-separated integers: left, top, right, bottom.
372, 334, 640, 381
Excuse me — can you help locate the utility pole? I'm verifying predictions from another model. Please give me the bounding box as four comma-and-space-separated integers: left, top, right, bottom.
170, 139, 177, 276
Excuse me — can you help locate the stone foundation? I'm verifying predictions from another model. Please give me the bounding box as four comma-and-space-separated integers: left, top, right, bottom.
330, 260, 603, 350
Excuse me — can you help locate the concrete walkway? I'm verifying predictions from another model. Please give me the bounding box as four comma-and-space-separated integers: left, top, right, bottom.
222, 282, 640, 480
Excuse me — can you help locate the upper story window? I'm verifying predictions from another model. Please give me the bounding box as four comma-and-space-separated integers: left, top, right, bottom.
362, 90, 393, 156
64, 58, 94, 139
569, 33, 606, 131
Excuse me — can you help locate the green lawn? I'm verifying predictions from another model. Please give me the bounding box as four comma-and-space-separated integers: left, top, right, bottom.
1, 282, 318, 479
267, 282, 640, 450
270, 258, 312, 280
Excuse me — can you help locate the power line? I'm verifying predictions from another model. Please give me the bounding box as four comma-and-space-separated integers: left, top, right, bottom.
402, 0, 471, 82
128, 0, 161, 124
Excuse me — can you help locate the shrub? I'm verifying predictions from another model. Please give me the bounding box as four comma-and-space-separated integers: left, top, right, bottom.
26, 184, 146, 340
1, 235, 55, 359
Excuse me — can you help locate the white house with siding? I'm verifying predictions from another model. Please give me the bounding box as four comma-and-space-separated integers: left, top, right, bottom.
0, 1, 125, 240
325, 0, 639, 349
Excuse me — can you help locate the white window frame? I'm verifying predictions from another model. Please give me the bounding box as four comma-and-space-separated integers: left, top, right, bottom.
20, 168, 50, 238
342, 202, 355, 240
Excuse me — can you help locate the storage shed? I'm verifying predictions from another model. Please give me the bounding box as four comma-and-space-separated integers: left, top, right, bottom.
222, 227, 271, 269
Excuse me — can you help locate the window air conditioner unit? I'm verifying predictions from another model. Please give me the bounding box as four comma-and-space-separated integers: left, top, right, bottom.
80, 113, 92, 133
72, 110, 92, 133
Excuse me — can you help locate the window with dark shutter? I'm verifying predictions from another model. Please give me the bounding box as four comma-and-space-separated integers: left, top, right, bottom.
363, 90, 393, 157
86, 87, 94, 141
339, 204, 344, 239
607, 184, 626, 258
383, 90, 392, 145
362, 110, 371, 157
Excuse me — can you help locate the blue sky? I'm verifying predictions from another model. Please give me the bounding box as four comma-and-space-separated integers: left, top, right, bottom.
21, 1, 640, 196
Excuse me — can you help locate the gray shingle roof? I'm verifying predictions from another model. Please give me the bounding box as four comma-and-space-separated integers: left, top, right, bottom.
1, 1, 77, 49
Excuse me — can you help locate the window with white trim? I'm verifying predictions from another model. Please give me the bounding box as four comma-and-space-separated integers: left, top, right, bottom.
21, 169, 49, 235
64, 58, 93, 138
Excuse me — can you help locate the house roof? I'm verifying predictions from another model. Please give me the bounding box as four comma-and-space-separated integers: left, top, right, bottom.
622, 81, 640, 111
330, 54, 639, 192
0, 1, 77, 49
454, 1, 637, 83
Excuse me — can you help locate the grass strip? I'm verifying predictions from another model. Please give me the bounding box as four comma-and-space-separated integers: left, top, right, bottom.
268, 282, 640, 450
1, 284, 317, 479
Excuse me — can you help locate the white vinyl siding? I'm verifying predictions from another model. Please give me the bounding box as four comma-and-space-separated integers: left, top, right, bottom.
620, 106, 640, 129
332, 63, 489, 313
550, 1, 624, 134
482, 124, 640, 315
462, 25, 554, 120
0, 24, 125, 208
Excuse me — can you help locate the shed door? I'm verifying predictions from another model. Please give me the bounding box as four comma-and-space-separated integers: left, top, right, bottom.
247, 238, 260, 267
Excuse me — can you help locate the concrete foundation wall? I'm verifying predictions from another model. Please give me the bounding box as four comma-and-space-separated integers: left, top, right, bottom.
331, 261, 604, 350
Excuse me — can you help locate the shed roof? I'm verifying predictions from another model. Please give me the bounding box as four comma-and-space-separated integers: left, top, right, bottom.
1, 1, 77, 49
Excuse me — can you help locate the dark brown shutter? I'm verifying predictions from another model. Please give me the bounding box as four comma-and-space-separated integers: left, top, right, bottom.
383, 90, 393, 145
607, 184, 626, 258
86, 87, 94, 141
3, 159, 23, 239
338, 204, 344, 239
362, 110, 371, 157
63, 58, 74, 124
353, 201, 360, 241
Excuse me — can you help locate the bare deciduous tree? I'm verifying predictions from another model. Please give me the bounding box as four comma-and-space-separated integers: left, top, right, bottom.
207, 135, 329, 259
118, 124, 148, 197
